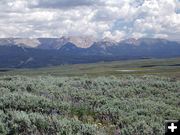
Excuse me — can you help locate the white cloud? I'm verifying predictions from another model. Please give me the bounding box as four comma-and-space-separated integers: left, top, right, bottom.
132, 32, 147, 39
0, 0, 179, 41
132, 0, 180, 40
103, 30, 126, 41
154, 34, 168, 39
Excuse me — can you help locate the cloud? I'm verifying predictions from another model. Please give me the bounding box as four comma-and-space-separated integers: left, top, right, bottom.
112, 0, 180, 41
103, 30, 126, 42
30, 0, 99, 9
154, 34, 168, 39
132, 32, 147, 39
0, 0, 179, 41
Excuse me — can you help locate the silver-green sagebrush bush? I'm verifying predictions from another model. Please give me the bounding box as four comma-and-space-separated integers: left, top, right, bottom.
0, 75, 179, 135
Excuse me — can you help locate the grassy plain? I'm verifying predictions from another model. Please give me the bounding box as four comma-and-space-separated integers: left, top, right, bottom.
1, 58, 180, 78
0, 58, 180, 135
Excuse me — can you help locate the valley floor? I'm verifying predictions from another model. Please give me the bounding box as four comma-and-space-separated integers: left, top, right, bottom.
1, 57, 180, 78
0, 58, 180, 135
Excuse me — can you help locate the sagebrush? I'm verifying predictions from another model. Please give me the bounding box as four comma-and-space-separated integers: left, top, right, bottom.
0, 75, 179, 135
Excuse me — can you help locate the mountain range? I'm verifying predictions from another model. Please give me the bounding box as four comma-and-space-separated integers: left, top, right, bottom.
0, 37, 180, 68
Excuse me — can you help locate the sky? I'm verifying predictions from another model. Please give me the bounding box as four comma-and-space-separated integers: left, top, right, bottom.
0, 0, 179, 41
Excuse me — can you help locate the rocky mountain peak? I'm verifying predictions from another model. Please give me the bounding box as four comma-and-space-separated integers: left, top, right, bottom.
68, 36, 96, 48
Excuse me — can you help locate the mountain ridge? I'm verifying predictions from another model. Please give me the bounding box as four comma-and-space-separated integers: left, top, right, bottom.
0, 37, 180, 68
0, 37, 177, 49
